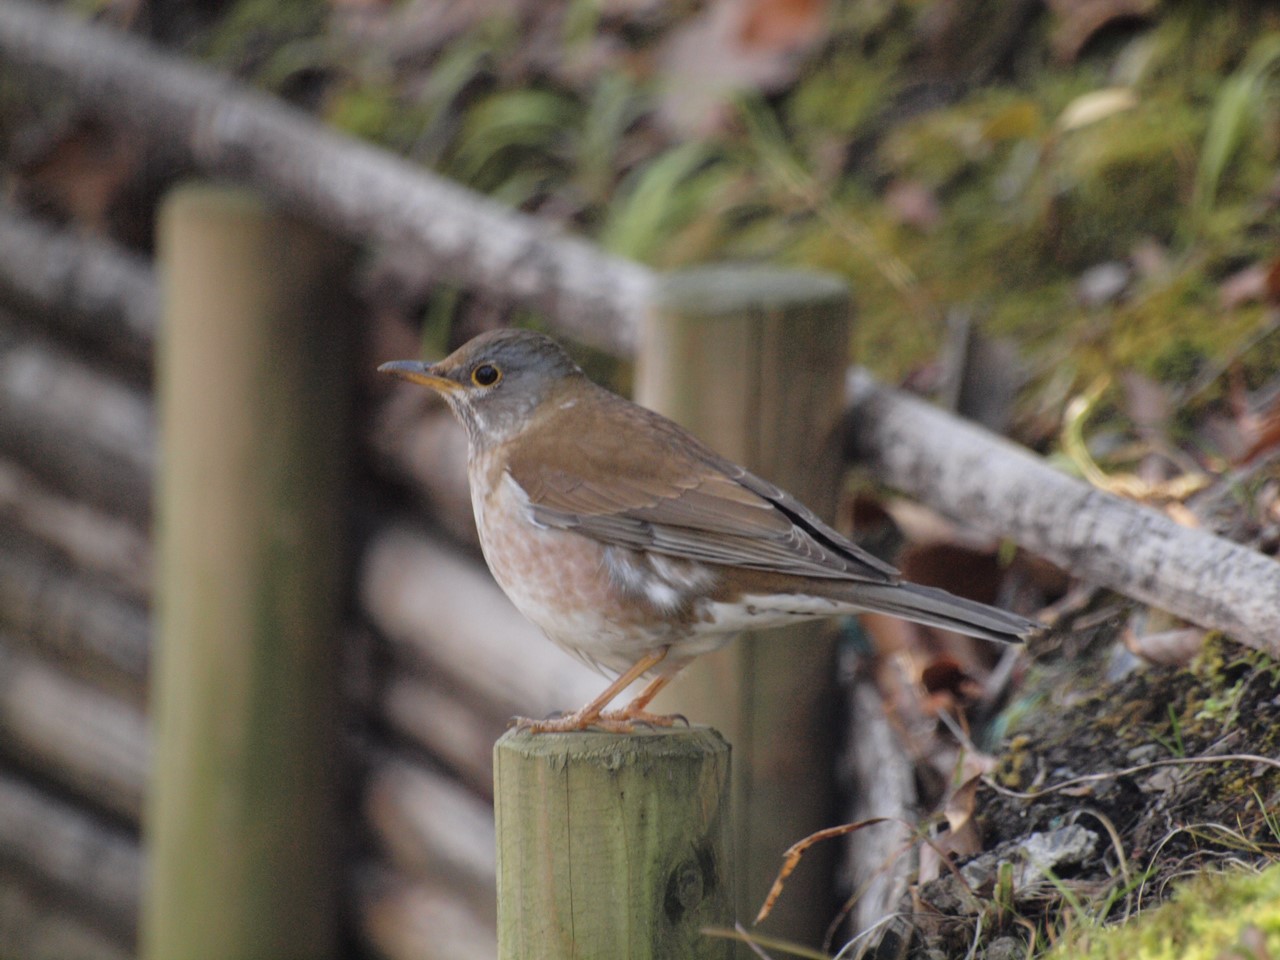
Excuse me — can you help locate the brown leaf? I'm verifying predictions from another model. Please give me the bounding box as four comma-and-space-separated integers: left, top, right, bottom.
655, 0, 828, 136
13, 120, 138, 232
1267, 258, 1280, 306
884, 179, 942, 232
1047, 0, 1159, 63
1219, 263, 1271, 310
1237, 381, 1280, 464
919, 756, 995, 884
1123, 626, 1205, 667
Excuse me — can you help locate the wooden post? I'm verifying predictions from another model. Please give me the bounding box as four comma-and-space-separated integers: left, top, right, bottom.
143, 185, 352, 960
494, 727, 732, 959
636, 266, 852, 942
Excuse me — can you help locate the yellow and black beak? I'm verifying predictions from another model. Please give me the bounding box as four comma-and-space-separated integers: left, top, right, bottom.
377, 360, 462, 393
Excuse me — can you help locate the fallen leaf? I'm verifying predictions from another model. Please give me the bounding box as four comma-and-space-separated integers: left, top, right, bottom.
884, 178, 942, 231
1219, 263, 1271, 310
1123, 626, 1205, 666
1056, 87, 1138, 132
1047, 0, 1158, 63
654, 0, 829, 136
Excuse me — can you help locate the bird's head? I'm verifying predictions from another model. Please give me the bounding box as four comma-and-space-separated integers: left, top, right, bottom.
379, 329, 585, 447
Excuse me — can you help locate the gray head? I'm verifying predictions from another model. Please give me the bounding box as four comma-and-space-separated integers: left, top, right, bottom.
378, 329, 585, 447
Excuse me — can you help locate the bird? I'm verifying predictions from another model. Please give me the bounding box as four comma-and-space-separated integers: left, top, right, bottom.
379, 329, 1040, 732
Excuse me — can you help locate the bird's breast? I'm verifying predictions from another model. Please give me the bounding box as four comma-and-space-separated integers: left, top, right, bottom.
468, 467, 731, 672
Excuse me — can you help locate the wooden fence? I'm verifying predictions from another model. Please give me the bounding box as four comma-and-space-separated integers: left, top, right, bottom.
3, 4, 1280, 960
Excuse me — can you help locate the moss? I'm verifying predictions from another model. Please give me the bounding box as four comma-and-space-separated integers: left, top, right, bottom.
1043, 101, 1201, 268
325, 82, 399, 142
1050, 866, 1280, 960
877, 91, 1047, 190
788, 37, 905, 142
203, 0, 328, 77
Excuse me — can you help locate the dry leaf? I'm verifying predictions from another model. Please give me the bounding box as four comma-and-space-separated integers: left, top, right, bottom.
1047, 0, 1158, 63
884, 179, 942, 232
754, 818, 891, 924
655, 0, 828, 136
1219, 263, 1271, 310
1123, 626, 1205, 666
1056, 87, 1138, 131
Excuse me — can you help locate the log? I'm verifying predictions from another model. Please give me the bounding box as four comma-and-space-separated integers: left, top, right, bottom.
371, 392, 478, 547
374, 668, 508, 796
0, 868, 132, 960
360, 521, 603, 723
144, 185, 352, 960
0, 770, 141, 937
0, 534, 150, 698
0, 0, 650, 356
0, 759, 499, 960
357, 868, 499, 960
494, 727, 733, 960
0, 322, 154, 520
845, 369, 1280, 657
0, 639, 148, 820
363, 756, 496, 925
0, 457, 152, 598
0, 632, 503, 955
637, 265, 852, 940
0, 201, 157, 368
840, 667, 916, 938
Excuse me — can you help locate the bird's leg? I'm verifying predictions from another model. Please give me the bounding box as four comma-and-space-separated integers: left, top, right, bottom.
517, 648, 668, 733
598, 672, 685, 728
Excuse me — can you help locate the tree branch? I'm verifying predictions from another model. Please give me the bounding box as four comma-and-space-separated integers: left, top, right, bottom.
845, 368, 1280, 656
0, 0, 650, 355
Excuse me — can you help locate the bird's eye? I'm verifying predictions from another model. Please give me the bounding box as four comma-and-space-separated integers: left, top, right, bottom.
471, 363, 502, 387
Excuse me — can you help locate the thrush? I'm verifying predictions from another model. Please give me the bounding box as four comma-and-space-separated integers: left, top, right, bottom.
380, 329, 1040, 732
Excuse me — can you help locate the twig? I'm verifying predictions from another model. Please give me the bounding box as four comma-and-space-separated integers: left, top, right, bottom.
846, 368, 1280, 657
0, 0, 651, 355
983, 753, 1280, 801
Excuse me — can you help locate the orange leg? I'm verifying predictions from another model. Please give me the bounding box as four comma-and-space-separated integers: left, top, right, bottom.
595, 672, 685, 729
517, 647, 669, 733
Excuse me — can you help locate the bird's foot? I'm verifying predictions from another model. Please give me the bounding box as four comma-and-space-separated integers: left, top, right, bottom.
510, 708, 689, 734
511, 710, 605, 733
598, 708, 690, 730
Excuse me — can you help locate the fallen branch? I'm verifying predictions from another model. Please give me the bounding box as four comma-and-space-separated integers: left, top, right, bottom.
845, 368, 1280, 657
363, 754, 496, 920
0, 0, 649, 355
371, 666, 507, 796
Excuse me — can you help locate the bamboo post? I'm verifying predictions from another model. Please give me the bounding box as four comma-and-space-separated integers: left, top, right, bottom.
494, 727, 732, 959
636, 266, 852, 941
143, 185, 352, 960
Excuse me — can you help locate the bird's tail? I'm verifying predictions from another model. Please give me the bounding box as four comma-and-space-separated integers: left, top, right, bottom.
843, 581, 1039, 645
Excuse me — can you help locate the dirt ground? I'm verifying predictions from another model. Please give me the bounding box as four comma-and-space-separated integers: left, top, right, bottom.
892, 627, 1280, 959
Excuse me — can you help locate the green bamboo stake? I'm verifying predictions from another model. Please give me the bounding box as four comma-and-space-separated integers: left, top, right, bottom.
143, 184, 351, 960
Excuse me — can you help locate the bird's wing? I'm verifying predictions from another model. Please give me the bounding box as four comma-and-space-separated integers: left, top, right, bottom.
504, 391, 899, 583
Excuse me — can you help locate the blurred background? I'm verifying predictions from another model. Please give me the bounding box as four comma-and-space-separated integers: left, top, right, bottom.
1, 0, 1279, 958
